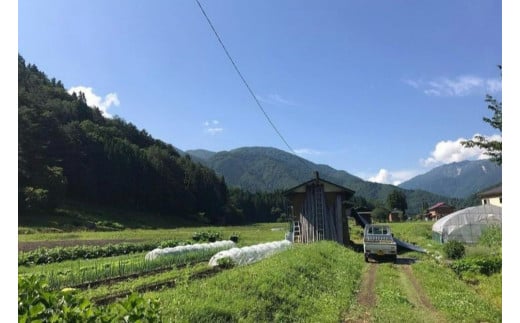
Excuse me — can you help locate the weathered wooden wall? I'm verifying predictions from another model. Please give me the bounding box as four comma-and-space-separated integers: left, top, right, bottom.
296, 183, 345, 244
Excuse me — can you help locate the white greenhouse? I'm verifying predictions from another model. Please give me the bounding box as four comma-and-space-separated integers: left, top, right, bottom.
432, 204, 502, 243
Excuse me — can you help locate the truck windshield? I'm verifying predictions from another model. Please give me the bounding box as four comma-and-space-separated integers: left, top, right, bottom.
369, 227, 389, 235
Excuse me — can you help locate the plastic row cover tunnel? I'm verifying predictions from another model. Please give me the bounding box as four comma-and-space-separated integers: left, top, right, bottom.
208, 240, 292, 267
145, 240, 236, 261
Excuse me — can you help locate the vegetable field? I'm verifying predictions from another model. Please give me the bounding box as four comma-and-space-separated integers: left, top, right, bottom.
18, 221, 501, 322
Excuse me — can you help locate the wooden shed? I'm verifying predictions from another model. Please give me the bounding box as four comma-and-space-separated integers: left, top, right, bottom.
284, 172, 355, 245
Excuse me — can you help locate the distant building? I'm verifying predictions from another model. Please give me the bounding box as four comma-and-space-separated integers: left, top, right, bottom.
479, 184, 502, 207
388, 209, 404, 222
285, 172, 355, 245
425, 202, 455, 221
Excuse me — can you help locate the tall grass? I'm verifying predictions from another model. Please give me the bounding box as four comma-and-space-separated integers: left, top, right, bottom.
472, 272, 501, 311
145, 241, 364, 322
412, 259, 501, 322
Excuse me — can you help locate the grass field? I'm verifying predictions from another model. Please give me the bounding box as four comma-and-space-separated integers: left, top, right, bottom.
143, 241, 364, 322
19, 222, 289, 245
18, 219, 502, 322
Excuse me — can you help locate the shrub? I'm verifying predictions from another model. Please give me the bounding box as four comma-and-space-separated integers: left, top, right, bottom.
23, 186, 51, 210
450, 255, 502, 276
95, 220, 126, 231
229, 233, 239, 243
192, 231, 222, 242
479, 225, 502, 248
18, 275, 162, 322
158, 239, 181, 248
443, 240, 465, 259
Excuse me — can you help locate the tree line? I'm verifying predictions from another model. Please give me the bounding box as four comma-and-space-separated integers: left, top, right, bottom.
19, 54, 483, 226
18, 54, 288, 225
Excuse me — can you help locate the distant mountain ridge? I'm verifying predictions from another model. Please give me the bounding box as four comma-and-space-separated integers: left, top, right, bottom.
187, 147, 364, 191
185, 149, 217, 161
398, 159, 501, 198
187, 147, 462, 214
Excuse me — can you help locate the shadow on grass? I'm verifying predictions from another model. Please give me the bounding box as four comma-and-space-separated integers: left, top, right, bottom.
347, 240, 418, 265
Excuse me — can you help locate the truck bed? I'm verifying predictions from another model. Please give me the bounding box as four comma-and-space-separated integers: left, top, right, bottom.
363, 225, 397, 262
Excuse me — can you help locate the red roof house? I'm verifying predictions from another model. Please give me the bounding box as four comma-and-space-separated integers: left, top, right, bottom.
425, 202, 455, 221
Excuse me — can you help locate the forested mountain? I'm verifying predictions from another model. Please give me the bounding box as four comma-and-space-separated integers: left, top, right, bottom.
398, 160, 502, 198
18, 54, 473, 224
186, 149, 217, 161
189, 147, 467, 215
18, 55, 233, 224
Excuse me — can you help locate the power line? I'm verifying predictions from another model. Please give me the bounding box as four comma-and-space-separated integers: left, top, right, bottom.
195, 0, 295, 154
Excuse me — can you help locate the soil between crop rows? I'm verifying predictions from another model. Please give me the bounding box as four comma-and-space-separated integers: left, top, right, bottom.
92, 266, 222, 305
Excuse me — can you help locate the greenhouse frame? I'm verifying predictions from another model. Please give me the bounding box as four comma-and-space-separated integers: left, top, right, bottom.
432, 204, 502, 243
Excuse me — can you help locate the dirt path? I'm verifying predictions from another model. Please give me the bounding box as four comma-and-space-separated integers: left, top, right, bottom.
357, 264, 377, 308
343, 264, 377, 322
345, 261, 446, 323
399, 265, 446, 323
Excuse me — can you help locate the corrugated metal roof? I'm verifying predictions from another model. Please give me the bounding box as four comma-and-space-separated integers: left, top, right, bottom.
479, 184, 502, 198
284, 171, 355, 196
428, 202, 446, 211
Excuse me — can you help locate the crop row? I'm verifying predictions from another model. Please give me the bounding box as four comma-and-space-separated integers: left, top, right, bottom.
30, 246, 231, 290
18, 239, 184, 266
91, 266, 222, 305
79, 261, 210, 301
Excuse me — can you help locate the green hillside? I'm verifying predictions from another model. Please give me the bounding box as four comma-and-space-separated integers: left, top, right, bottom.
18, 55, 228, 225
18, 54, 470, 225
196, 147, 466, 215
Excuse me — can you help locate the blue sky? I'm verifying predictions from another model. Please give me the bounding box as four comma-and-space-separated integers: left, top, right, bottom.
6, 2, 518, 316
17, 0, 503, 185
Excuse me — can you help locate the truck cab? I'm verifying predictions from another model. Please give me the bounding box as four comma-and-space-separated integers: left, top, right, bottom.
363, 224, 397, 263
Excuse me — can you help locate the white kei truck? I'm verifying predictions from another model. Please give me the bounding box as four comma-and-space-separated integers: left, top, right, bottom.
363, 224, 397, 263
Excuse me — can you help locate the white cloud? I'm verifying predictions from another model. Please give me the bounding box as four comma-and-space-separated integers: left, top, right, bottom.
403, 79, 421, 89
206, 127, 223, 135
424, 89, 441, 96
420, 134, 501, 167
486, 79, 502, 93
258, 93, 296, 106
425, 76, 483, 96
368, 169, 391, 184
404, 76, 501, 97
441, 76, 483, 96
294, 148, 322, 155
367, 168, 420, 186
204, 120, 224, 135
269, 93, 295, 106
68, 86, 120, 118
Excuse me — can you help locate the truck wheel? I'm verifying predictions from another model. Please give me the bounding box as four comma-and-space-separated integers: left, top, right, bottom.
393, 255, 398, 263
364, 254, 369, 263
